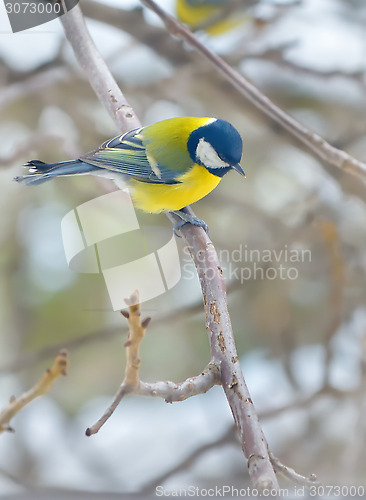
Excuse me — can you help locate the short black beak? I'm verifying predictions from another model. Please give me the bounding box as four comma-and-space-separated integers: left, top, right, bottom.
232, 163, 245, 177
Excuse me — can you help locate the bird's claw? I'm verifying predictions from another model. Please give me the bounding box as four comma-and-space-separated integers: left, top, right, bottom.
171, 210, 209, 237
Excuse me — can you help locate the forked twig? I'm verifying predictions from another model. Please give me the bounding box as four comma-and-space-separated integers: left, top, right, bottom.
86, 291, 221, 436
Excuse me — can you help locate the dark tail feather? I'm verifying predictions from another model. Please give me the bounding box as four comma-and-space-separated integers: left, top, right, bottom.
14, 159, 100, 186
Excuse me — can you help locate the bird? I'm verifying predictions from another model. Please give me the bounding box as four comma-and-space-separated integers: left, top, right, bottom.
176, 0, 243, 35
15, 117, 244, 234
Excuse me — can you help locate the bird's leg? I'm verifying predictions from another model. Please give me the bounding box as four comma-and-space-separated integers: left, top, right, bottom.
170, 207, 209, 237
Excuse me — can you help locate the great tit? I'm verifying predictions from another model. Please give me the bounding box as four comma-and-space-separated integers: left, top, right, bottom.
176, 0, 243, 35
15, 117, 244, 234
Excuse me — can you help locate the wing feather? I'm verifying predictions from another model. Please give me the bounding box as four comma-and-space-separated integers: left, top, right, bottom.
81, 128, 181, 184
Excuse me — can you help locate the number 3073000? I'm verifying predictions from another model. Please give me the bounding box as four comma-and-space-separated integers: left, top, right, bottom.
5, 3, 62, 14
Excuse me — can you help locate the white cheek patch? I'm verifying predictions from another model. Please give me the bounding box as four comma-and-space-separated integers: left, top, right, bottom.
196, 138, 229, 169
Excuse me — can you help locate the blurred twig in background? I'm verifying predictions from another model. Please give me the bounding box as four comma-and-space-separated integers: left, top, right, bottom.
0, 349, 68, 433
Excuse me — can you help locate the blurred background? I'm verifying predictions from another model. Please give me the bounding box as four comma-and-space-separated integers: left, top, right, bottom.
1, 0, 366, 496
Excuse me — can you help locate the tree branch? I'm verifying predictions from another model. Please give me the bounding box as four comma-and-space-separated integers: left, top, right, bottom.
0, 349, 68, 433
60, 6, 141, 132
316, 220, 345, 386
121, 291, 150, 387
59, 4, 279, 490
168, 208, 279, 489
140, 0, 366, 182
0, 66, 69, 111
270, 452, 320, 487
86, 291, 147, 436
137, 362, 221, 402
86, 292, 221, 436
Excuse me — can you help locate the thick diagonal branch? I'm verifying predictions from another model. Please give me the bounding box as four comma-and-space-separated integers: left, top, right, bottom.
168, 209, 278, 490
60, 5, 141, 132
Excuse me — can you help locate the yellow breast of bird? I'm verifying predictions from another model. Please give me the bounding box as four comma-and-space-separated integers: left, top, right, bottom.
129, 163, 221, 213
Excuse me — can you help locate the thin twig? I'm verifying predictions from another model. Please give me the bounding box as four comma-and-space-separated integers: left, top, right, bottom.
0, 134, 80, 168
262, 54, 365, 86
85, 384, 130, 437
0, 325, 126, 374
0, 349, 68, 433
140, 0, 366, 182
86, 291, 148, 435
122, 290, 149, 386
140, 425, 238, 494
240, 43, 365, 86
0, 466, 31, 489
316, 220, 345, 386
270, 452, 320, 487
0, 67, 69, 110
